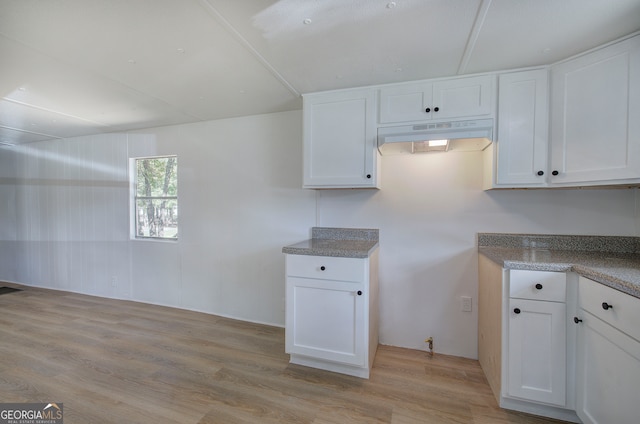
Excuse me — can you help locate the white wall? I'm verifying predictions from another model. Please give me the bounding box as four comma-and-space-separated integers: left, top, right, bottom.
316, 152, 638, 358
126, 112, 316, 323
1, 111, 638, 360
0, 146, 17, 279
1, 110, 316, 326
636, 188, 640, 234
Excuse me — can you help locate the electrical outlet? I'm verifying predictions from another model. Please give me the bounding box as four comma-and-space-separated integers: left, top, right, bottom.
461, 296, 472, 312
110, 276, 118, 288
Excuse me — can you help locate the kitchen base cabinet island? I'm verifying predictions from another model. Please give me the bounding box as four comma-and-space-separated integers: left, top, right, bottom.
478, 233, 640, 423
282, 227, 379, 379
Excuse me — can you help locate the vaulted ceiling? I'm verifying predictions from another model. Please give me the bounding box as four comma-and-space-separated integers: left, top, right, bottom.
1, 0, 640, 146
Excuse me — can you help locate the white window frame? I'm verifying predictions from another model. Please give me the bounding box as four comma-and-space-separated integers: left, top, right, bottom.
130, 155, 178, 241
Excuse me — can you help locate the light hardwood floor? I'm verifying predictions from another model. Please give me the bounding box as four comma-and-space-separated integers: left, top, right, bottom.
0, 284, 568, 424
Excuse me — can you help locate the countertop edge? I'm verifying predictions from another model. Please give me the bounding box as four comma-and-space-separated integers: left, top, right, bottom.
479, 248, 640, 299
571, 264, 640, 299
282, 241, 379, 259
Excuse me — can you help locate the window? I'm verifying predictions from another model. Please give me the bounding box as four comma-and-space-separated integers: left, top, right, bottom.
133, 156, 178, 240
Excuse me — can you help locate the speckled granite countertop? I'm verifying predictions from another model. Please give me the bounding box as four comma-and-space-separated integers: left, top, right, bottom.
282, 227, 379, 258
479, 233, 640, 299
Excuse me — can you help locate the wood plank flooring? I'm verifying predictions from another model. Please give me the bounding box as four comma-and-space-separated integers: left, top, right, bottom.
0, 284, 568, 423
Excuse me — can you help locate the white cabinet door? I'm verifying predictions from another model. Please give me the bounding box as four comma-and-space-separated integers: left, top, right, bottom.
378, 83, 432, 123
494, 69, 549, 187
575, 311, 640, 424
286, 277, 366, 366
432, 75, 494, 120
303, 88, 379, 188
508, 298, 566, 406
550, 35, 640, 185
379, 75, 494, 124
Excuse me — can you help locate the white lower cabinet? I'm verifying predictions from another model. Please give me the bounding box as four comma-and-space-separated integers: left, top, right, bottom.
286, 276, 366, 366
507, 298, 566, 406
285, 251, 379, 378
478, 257, 580, 422
480, 257, 640, 422
505, 270, 571, 412
575, 277, 640, 424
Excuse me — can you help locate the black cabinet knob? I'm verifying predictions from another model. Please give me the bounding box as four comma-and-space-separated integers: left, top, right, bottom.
537, 170, 544, 176
357, 290, 363, 296
602, 302, 613, 310
574, 317, 583, 324
434, 107, 439, 112
425, 107, 431, 113
552, 170, 559, 176
366, 174, 371, 179
535, 283, 543, 290
513, 308, 521, 314
320, 266, 325, 271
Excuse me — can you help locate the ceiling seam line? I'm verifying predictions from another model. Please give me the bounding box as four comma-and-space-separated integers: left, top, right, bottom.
198, 0, 301, 97
0, 124, 61, 139
3, 98, 111, 127
457, 0, 493, 75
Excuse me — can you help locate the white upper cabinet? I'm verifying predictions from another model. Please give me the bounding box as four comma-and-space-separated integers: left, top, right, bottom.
378, 82, 432, 123
303, 88, 379, 189
303, 33, 640, 190
487, 34, 640, 189
549, 35, 640, 186
378, 75, 494, 124
487, 69, 549, 188
432, 76, 495, 120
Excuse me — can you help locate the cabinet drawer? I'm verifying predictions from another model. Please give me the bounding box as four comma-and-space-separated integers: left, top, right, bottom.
509, 270, 566, 302
286, 254, 366, 283
579, 276, 640, 342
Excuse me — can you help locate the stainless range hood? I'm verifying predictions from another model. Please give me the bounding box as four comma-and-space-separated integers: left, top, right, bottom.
377, 118, 493, 155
